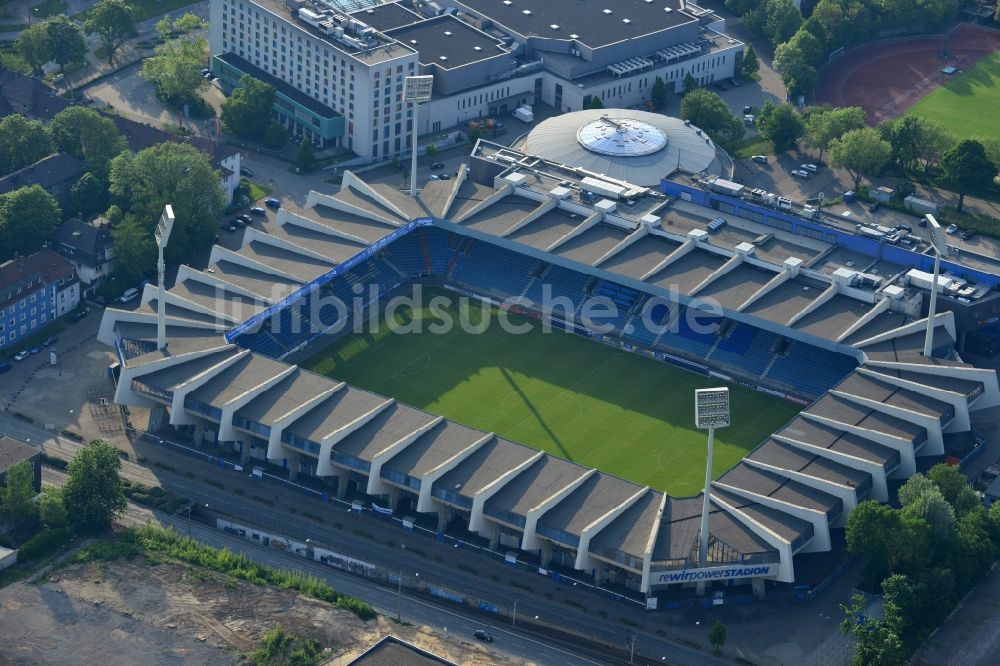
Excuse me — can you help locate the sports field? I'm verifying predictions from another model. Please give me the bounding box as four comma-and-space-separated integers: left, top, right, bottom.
304, 289, 801, 495
909, 51, 1000, 140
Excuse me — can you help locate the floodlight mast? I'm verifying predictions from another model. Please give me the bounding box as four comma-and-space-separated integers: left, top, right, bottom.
155, 205, 175, 351
694, 387, 730, 595
923, 214, 946, 357
404, 76, 434, 198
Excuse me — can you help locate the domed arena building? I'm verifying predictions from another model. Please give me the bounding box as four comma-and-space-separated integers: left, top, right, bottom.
517, 108, 727, 186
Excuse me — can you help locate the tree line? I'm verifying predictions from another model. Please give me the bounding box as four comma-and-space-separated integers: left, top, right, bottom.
842, 463, 1000, 665
0, 105, 225, 285
731, 0, 963, 98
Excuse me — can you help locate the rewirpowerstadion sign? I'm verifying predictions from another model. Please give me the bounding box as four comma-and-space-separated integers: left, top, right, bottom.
655, 564, 775, 584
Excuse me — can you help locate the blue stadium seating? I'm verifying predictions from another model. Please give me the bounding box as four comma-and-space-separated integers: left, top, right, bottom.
230, 227, 859, 395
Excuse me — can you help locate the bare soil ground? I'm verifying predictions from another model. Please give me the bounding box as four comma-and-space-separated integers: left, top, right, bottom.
0, 556, 520, 665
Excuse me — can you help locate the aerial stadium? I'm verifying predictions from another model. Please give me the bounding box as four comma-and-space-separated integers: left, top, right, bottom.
98, 136, 1000, 600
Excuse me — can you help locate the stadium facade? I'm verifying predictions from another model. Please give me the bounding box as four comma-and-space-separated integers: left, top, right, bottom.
99, 141, 1000, 599
207, 0, 743, 159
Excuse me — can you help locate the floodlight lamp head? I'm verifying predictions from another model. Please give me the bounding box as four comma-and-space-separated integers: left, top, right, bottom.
925, 214, 947, 255
403, 75, 434, 103
155, 204, 175, 249
695, 387, 730, 429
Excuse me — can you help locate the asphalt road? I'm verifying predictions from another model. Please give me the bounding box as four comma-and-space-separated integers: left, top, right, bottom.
7, 414, 729, 666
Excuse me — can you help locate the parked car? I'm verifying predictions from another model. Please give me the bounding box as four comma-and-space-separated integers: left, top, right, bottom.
240, 167, 254, 177
961, 230, 975, 241
473, 630, 494, 643
730, 77, 741, 87
919, 218, 929, 227
13, 351, 28, 362
232, 218, 246, 228
201, 68, 210, 75
29, 346, 41, 355
791, 169, 810, 179
42, 336, 57, 347
429, 174, 440, 180
73, 309, 89, 321
0, 362, 11, 374
946, 224, 959, 234
868, 202, 879, 212
119, 287, 140, 303
430, 162, 445, 170
750, 155, 767, 164
224, 223, 238, 232
203, 72, 215, 80
895, 224, 912, 233
743, 105, 753, 114
264, 197, 281, 209
250, 206, 266, 216
801, 163, 818, 173
238, 213, 253, 223
439, 173, 451, 180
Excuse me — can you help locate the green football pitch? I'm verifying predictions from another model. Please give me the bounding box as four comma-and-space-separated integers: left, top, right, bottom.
909, 51, 1000, 141
304, 289, 801, 495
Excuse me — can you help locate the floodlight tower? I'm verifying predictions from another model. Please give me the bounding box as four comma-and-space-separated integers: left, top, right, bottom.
695, 387, 730, 595
403, 75, 434, 197
154, 205, 175, 351
923, 214, 947, 357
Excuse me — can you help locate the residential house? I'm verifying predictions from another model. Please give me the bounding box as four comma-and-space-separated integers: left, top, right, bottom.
51, 217, 116, 293
0, 435, 41, 494
0, 248, 79, 351
0, 153, 85, 211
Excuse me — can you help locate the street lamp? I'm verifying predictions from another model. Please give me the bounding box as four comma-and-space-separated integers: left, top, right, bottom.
695, 387, 730, 596
403, 75, 434, 198
923, 214, 947, 358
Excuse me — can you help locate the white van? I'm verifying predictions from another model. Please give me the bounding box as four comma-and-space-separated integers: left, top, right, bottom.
119, 287, 139, 303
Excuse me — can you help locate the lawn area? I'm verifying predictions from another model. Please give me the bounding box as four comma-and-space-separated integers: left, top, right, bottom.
729, 134, 772, 159
304, 289, 801, 495
908, 51, 1000, 141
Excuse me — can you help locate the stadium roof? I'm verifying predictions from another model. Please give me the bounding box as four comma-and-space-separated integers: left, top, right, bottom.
433, 437, 539, 503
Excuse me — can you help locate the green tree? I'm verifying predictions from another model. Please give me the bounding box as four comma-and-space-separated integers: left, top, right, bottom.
586, 96, 604, 109
777, 28, 824, 67
110, 216, 155, 285
140, 34, 209, 105
425, 143, 438, 158
804, 106, 866, 162
108, 141, 225, 268
0, 461, 38, 535
680, 89, 744, 145
708, 620, 727, 653
881, 572, 954, 652
85, 0, 137, 65
62, 439, 126, 531
901, 486, 955, 541
840, 593, 907, 666
898, 473, 937, 507
972, 135, 1000, 170
296, 140, 315, 172
221, 75, 277, 138
50, 107, 128, 175
650, 76, 668, 111
764, 0, 803, 44
829, 127, 891, 188
886, 115, 950, 172
939, 139, 996, 213
0, 185, 62, 261
741, 43, 759, 78
172, 12, 206, 35
952, 486, 982, 518
70, 172, 109, 219
14, 23, 51, 76
846, 501, 901, 586
927, 463, 968, 506
953, 508, 996, 588
43, 15, 87, 76
755, 101, 803, 152
39, 487, 68, 528
682, 72, 698, 94
0, 113, 52, 176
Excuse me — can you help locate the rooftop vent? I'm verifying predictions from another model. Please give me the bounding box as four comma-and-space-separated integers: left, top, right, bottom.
665, 7, 673, 12
522, 9, 531, 14
570, 33, 579, 38
474, 45, 482, 51
439, 55, 448, 61
502, 0, 511, 4
603, 8, 613, 14
550, 23, 559, 29
410, 39, 417, 44
444, 30, 452, 36
623, 18, 631, 23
